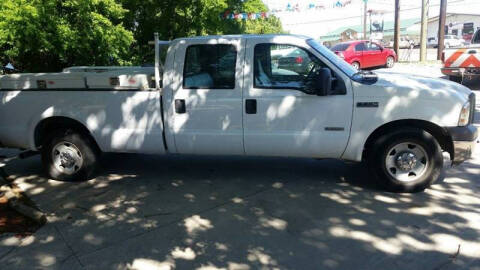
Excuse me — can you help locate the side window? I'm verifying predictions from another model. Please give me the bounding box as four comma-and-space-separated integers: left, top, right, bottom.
355, 43, 366, 51
473, 30, 480, 44
254, 44, 324, 90
367, 42, 381, 51
183, 44, 237, 89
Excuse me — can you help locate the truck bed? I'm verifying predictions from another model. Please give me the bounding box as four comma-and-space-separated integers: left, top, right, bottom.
0, 66, 156, 90
0, 66, 166, 154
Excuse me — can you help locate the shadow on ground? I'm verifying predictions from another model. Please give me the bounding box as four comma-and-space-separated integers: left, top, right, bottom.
0, 146, 479, 270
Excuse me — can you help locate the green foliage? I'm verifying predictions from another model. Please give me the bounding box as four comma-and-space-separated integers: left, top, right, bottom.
121, 0, 284, 64
0, 0, 133, 72
0, 0, 283, 71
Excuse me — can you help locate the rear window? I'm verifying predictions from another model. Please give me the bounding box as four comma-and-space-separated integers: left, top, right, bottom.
330, 43, 350, 51
183, 44, 237, 89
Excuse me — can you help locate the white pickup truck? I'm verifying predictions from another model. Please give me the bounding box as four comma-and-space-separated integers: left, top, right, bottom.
0, 34, 477, 192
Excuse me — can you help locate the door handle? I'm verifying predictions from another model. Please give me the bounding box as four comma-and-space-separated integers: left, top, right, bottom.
245, 99, 257, 114
468, 50, 477, 54
175, 99, 186, 114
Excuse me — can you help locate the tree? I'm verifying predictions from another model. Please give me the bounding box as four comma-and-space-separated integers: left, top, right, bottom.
120, 0, 283, 64
0, 0, 283, 71
0, 0, 133, 72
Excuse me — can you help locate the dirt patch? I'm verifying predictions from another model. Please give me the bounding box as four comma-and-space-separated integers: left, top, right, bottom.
0, 183, 44, 236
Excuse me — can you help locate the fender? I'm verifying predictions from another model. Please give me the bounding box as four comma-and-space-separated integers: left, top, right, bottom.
27, 107, 96, 151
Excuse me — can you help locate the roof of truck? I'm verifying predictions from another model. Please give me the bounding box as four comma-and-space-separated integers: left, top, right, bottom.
173, 34, 312, 42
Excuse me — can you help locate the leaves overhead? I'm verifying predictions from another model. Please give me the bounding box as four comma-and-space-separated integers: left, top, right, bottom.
0, 0, 283, 72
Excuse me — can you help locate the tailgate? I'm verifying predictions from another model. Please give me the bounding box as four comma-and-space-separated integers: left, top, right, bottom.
444, 47, 480, 68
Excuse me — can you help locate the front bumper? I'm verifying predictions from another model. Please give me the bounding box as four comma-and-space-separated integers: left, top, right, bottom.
445, 125, 478, 165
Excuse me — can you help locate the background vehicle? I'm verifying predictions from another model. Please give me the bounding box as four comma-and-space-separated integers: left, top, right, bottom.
331, 40, 397, 70
429, 35, 466, 48
0, 34, 476, 193
442, 29, 480, 82
388, 36, 415, 49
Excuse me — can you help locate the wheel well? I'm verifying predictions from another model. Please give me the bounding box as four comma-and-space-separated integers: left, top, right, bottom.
362, 119, 454, 161
34, 117, 100, 151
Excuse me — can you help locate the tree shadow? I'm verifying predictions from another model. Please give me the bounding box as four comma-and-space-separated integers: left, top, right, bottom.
1, 148, 479, 269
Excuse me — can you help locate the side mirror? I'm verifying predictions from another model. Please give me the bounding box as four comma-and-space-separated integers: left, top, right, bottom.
314, 68, 332, 96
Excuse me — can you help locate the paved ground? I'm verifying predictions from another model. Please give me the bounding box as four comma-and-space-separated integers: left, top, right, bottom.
0, 65, 479, 270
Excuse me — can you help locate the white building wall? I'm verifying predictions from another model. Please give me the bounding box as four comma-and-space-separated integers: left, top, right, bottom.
427, 14, 480, 40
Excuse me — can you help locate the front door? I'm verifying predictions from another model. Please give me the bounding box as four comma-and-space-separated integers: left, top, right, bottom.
242, 38, 353, 158
364, 42, 384, 67
171, 38, 245, 155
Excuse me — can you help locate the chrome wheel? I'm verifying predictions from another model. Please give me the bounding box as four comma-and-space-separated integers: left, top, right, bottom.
51, 141, 83, 175
385, 142, 429, 182
386, 57, 394, 68
351, 62, 360, 70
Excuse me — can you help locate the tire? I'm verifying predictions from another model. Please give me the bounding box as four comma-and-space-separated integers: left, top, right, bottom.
449, 75, 462, 83
351, 62, 360, 70
41, 130, 99, 181
367, 128, 443, 193
385, 56, 395, 68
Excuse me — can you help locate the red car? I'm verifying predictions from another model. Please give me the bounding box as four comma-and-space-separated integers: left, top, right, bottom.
330, 40, 397, 70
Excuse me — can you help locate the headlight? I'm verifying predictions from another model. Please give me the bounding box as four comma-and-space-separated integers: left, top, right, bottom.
458, 101, 471, 126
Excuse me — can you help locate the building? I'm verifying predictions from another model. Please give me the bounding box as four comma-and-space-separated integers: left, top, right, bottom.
319, 18, 420, 46
427, 12, 480, 42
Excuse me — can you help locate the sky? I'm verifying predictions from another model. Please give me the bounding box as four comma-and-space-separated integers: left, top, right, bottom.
263, 0, 480, 37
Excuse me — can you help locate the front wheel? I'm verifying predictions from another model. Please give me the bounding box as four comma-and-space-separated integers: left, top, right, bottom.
385, 56, 395, 68
351, 62, 360, 70
367, 128, 443, 192
41, 130, 99, 181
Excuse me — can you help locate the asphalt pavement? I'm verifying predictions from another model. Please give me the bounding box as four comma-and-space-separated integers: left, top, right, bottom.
0, 64, 479, 270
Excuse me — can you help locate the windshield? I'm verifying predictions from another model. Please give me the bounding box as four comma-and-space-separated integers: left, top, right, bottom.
307, 39, 357, 77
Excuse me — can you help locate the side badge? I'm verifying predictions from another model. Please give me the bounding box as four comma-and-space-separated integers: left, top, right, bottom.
357, 102, 379, 108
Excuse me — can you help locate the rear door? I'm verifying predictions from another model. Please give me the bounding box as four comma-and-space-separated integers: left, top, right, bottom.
353, 42, 366, 67
170, 38, 245, 155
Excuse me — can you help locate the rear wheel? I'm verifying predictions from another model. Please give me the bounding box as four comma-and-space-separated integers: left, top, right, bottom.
367, 128, 443, 192
41, 130, 99, 181
385, 56, 395, 68
351, 62, 360, 70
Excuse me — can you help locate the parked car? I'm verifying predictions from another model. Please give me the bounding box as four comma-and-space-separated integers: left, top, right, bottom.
0, 34, 477, 193
429, 35, 466, 48
330, 40, 397, 70
442, 29, 480, 82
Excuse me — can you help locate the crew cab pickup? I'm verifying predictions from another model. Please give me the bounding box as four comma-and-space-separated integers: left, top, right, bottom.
0, 34, 477, 192
442, 29, 480, 82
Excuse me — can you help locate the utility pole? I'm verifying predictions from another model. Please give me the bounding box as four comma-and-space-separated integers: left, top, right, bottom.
394, 0, 400, 56
420, 0, 429, 62
363, 0, 368, 40
437, 0, 447, 60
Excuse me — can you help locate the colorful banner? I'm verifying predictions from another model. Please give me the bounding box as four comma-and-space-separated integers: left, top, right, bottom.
220, 11, 270, 20
269, 0, 353, 13
220, 0, 354, 19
